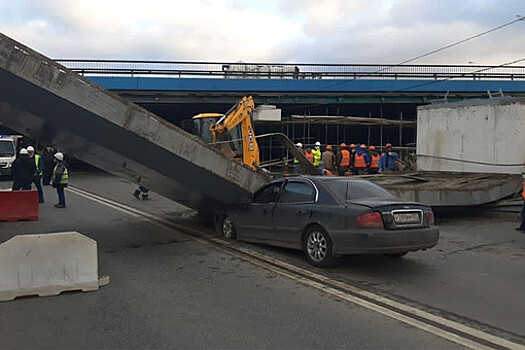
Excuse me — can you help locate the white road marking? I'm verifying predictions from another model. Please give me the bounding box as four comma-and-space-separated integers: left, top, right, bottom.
68, 185, 525, 350
67, 187, 142, 218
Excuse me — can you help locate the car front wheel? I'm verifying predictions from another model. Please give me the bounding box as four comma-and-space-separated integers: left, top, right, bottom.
221, 215, 237, 240
303, 226, 335, 268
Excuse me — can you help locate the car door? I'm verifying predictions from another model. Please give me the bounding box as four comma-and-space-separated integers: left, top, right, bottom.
272, 179, 317, 245
236, 181, 283, 241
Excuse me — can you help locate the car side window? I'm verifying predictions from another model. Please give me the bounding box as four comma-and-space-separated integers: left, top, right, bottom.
252, 183, 282, 204
279, 181, 315, 204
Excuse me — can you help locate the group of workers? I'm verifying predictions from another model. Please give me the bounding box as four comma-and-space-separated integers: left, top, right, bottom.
10, 145, 69, 208
294, 142, 399, 176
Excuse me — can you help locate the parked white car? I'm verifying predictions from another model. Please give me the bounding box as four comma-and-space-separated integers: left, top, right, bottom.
0, 135, 19, 177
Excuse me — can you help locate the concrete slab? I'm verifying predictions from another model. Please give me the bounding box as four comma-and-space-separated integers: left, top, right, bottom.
0, 33, 269, 213
0, 231, 108, 302
366, 172, 522, 206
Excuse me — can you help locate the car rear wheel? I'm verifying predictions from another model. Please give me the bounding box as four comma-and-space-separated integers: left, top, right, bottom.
303, 226, 335, 268
221, 215, 237, 240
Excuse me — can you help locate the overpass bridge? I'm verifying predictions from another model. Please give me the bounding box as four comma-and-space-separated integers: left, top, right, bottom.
57, 60, 525, 105
53, 60, 525, 152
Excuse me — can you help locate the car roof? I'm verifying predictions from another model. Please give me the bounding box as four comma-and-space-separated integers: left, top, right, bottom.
281, 175, 369, 183
267, 176, 372, 188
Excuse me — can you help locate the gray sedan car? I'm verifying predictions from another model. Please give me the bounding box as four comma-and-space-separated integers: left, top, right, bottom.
218, 176, 439, 267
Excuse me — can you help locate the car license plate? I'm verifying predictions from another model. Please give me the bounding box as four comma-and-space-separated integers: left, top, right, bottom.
393, 212, 420, 224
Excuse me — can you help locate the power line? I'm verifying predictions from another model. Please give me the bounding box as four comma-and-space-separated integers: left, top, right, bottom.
381, 15, 524, 70
392, 56, 525, 92
318, 15, 524, 92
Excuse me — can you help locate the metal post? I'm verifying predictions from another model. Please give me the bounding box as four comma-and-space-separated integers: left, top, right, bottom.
303, 112, 306, 146
308, 118, 311, 146
336, 121, 340, 145
399, 111, 403, 147
367, 111, 371, 145
269, 136, 272, 171
380, 107, 383, 148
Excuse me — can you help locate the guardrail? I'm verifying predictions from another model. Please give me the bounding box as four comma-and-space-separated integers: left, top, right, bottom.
55, 60, 525, 81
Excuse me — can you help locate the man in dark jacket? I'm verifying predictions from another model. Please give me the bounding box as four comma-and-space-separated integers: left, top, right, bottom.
11, 148, 36, 190
52, 152, 68, 208
321, 145, 336, 173
42, 145, 55, 186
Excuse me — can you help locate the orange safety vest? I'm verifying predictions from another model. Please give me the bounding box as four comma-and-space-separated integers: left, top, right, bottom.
370, 153, 380, 169
322, 168, 333, 176
305, 151, 314, 164
354, 153, 367, 168
340, 150, 350, 167
522, 180, 525, 200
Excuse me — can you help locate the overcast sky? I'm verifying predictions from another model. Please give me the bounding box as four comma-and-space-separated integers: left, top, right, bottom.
0, 0, 523, 64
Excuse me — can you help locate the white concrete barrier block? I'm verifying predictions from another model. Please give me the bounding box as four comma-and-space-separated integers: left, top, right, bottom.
0, 231, 109, 302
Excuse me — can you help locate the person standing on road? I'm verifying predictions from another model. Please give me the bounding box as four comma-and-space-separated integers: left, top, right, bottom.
321, 145, 336, 173
379, 143, 399, 172
42, 145, 55, 186
27, 146, 44, 203
312, 141, 322, 167
353, 144, 370, 175
368, 146, 380, 174
304, 147, 314, 164
336, 143, 350, 176
11, 148, 36, 191
517, 171, 525, 232
349, 143, 357, 175
51, 152, 68, 208
293, 142, 303, 174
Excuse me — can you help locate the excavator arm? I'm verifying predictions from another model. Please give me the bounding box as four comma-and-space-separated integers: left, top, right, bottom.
209, 96, 260, 170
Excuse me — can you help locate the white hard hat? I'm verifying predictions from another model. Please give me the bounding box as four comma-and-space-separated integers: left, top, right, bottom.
296, 142, 303, 148
27, 146, 35, 152
315, 141, 321, 146
54, 152, 64, 161
19, 148, 28, 155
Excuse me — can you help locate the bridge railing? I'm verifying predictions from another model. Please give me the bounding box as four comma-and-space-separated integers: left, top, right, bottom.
55, 60, 525, 81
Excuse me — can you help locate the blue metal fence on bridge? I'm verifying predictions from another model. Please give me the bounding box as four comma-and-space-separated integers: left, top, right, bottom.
56, 60, 525, 94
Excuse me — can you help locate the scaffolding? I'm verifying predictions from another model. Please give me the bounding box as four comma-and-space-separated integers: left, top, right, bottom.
253, 112, 416, 172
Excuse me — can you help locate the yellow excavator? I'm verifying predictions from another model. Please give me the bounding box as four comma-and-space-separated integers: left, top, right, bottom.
192, 96, 259, 170
192, 96, 318, 174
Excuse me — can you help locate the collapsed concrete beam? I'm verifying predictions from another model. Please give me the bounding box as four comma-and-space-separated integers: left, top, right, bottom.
0, 232, 109, 302
0, 33, 269, 213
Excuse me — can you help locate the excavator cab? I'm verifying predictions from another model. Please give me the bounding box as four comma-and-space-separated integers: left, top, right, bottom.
192, 113, 244, 161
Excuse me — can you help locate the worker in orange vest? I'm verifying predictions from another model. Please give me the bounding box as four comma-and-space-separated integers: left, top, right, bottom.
517, 171, 525, 232
353, 144, 369, 175
336, 143, 350, 176
304, 148, 314, 164
368, 146, 380, 174
318, 160, 333, 176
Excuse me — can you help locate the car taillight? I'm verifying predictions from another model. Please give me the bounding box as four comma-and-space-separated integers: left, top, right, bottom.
357, 212, 384, 228
427, 210, 435, 225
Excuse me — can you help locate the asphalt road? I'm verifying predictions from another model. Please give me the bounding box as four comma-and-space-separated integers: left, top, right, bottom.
1, 169, 524, 349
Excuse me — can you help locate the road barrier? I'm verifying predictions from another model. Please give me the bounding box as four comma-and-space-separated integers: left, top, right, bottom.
0, 190, 39, 222
0, 232, 109, 302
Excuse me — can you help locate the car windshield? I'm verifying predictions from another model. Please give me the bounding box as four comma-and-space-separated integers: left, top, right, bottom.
325, 179, 394, 201
0, 141, 15, 157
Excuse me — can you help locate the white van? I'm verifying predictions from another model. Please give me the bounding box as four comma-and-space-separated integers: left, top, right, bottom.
0, 135, 18, 177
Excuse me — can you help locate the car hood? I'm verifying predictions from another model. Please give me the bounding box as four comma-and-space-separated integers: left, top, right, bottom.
345, 198, 426, 209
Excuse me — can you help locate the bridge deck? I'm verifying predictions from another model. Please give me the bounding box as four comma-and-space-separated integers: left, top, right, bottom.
0, 33, 269, 213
